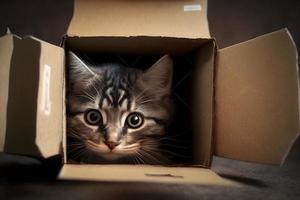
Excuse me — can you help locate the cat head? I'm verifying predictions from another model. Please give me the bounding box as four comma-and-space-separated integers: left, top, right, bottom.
67, 51, 173, 164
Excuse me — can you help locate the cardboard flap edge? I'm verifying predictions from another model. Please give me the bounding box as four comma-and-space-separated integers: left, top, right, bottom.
0, 34, 15, 151
67, 0, 210, 38
1, 35, 65, 158
58, 164, 237, 185
214, 29, 300, 165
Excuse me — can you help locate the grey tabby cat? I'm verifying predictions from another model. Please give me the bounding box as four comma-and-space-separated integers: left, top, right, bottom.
67, 52, 173, 164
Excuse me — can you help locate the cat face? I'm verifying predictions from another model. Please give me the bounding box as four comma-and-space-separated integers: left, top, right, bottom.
67, 52, 173, 164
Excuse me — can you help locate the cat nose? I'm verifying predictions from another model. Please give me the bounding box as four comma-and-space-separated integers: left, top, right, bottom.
104, 141, 120, 150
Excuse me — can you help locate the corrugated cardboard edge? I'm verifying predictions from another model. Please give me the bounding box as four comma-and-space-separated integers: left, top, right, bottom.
58, 164, 239, 186
35, 37, 65, 158
193, 40, 217, 167
0, 34, 15, 151
62, 48, 67, 164
67, 0, 210, 39
280, 29, 300, 164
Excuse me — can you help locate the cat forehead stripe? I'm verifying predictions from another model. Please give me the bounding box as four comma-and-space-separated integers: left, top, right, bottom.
100, 86, 130, 109
105, 87, 114, 103
118, 89, 125, 102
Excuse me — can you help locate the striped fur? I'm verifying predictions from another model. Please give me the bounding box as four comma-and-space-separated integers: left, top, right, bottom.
66, 52, 173, 164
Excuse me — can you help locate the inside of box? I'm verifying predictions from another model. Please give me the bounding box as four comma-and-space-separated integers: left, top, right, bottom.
64, 36, 214, 167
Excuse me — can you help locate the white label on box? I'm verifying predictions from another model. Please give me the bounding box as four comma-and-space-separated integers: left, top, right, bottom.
184, 4, 202, 12
41, 64, 51, 115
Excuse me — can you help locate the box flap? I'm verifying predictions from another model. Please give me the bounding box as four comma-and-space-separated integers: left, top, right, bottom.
67, 0, 210, 38
0, 35, 64, 158
59, 164, 236, 185
193, 41, 216, 167
0, 34, 15, 152
215, 29, 299, 165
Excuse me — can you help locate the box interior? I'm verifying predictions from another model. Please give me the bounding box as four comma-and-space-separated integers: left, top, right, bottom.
64, 36, 215, 167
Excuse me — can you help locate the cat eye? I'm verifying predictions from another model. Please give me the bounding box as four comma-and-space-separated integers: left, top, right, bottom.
84, 109, 102, 125
126, 112, 144, 129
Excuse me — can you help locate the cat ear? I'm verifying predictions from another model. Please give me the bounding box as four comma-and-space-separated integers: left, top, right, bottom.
67, 51, 96, 77
140, 55, 173, 95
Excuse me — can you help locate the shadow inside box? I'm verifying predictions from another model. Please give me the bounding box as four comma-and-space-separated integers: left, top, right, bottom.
218, 173, 267, 188
0, 153, 62, 182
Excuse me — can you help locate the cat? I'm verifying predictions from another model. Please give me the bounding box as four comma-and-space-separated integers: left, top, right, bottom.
66, 51, 173, 164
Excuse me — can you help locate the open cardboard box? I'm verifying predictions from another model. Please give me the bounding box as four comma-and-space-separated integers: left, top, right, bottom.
0, 0, 299, 185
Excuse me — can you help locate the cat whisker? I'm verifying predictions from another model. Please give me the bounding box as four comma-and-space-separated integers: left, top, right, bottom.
137, 99, 155, 105
67, 147, 85, 154
68, 131, 81, 136
139, 149, 163, 165
159, 149, 192, 159
90, 83, 101, 97
83, 90, 96, 100
67, 143, 85, 149
135, 151, 146, 164
76, 94, 95, 102
67, 143, 84, 147
158, 133, 191, 140
159, 143, 190, 150
158, 137, 192, 144
134, 155, 141, 164
81, 149, 92, 163
131, 156, 137, 164
69, 128, 81, 133
67, 135, 80, 140
142, 143, 191, 159
135, 89, 147, 99
67, 132, 82, 140
135, 89, 151, 102
70, 147, 88, 161
134, 154, 142, 164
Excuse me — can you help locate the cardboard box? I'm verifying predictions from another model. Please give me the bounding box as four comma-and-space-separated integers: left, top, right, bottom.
0, 0, 299, 185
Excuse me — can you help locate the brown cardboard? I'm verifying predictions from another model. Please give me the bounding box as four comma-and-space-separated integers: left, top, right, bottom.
67, 0, 210, 38
36, 38, 65, 158
0, 34, 15, 151
0, 35, 64, 158
0, 0, 299, 185
192, 41, 216, 166
59, 164, 236, 185
215, 29, 299, 165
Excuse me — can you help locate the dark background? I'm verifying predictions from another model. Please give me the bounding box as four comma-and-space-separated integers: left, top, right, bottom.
1, 0, 300, 199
